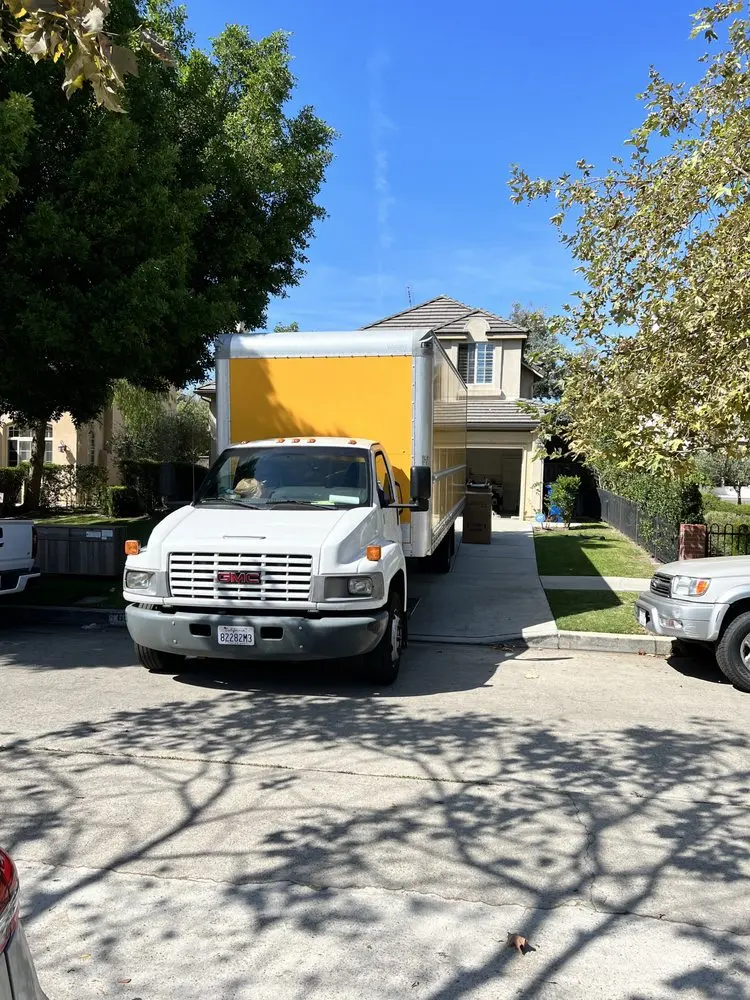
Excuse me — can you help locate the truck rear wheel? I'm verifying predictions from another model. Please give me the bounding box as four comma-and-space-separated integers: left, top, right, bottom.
362, 591, 404, 685
135, 643, 186, 675
715, 611, 750, 692
430, 524, 455, 574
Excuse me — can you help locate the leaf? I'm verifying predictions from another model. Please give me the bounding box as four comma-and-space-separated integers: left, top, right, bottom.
138, 27, 175, 67
81, 6, 106, 36
109, 44, 138, 81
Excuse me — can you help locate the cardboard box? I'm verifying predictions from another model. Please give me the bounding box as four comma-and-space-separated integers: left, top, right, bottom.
463, 490, 492, 544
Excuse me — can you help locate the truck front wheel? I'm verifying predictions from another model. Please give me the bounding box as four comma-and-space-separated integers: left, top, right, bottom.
135, 643, 186, 675
362, 591, 404, 685
715, 611, 750, 692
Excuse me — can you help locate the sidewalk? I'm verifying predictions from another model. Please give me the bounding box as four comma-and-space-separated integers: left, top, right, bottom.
409, 518, 557, 645
541, 575, 652, 592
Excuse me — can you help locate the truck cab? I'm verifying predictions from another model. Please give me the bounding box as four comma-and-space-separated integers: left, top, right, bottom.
124, 438, 431, 684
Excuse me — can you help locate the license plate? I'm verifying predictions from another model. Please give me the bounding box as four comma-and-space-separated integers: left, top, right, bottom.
217, 625, 255, 646
637, 608, 648, 627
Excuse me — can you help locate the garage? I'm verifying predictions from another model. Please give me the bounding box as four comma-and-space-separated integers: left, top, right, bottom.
467, 447, 523, 516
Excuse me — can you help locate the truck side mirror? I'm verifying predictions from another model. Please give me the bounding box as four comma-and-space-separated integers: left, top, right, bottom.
410, 466, 432, 507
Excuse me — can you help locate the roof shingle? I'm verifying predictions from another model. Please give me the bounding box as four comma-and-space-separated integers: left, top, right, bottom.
363, 295, 527, 338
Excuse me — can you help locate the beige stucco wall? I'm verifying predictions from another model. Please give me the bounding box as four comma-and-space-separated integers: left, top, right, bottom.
439, 334, 526, 400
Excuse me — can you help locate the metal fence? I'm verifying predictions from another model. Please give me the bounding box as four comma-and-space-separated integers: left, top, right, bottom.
708, 523, 750, 557
597, 489, 679, 564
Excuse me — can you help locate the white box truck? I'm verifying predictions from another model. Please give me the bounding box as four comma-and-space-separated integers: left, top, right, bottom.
123, 328, 467, 683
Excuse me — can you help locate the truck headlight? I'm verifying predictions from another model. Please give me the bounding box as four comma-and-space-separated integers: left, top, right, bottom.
125, 570, 154, 591
347, 576, 374, 596
671, 576, 711, 597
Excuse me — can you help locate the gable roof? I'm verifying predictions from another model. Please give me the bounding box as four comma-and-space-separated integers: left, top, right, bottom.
363, 295, 527, 338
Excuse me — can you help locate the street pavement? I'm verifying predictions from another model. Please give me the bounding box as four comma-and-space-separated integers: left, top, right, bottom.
1, 626, 748, 999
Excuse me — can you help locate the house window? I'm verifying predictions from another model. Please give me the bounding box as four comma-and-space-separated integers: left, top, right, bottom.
7, 424, 54, 466
457, 343, 494, 385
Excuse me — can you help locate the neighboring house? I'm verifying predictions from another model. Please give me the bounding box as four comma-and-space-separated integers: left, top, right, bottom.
0, 406, 124, 484
197, 295, 544, 517
363, 296, 543, 517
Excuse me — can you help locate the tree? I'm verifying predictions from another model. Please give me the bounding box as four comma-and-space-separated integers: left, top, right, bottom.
509, 303, 568, 400
1, 0, 173, 112
509, 2, 750, 474
112, 382, 211, 464
696, 450, 750, 503
0, 1, 334, 508
273, 321, 300, 332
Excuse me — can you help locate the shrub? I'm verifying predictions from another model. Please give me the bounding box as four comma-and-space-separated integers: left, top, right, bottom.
105, 485, 141, 518
118, 459, 161, 514
0, 467, 27, 513
596, 465, 704, 536
75, 465, 108, 509
548, 475, 581, 527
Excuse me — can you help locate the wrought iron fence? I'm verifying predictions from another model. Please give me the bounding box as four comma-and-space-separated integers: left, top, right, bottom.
707, 522, 750, 557
597, 489, 679, 564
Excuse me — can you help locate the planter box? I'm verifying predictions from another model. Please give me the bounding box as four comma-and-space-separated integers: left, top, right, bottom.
36, 525, 131, 577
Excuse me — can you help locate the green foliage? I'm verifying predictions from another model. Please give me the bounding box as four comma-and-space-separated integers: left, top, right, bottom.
0, 2, 334, 508
0, 465, 26, 513
695, 451, 750, 502
118, 458, 160, 513
0, 91, 33, 207
1, 0, 174, 112
104, 484, 140, 517
113, 383, 211, 464
509, 2, 750, 472
509, 303, 569, 401
34, 463, 108, 510
273, 321, 299, 332
596, 464, 705, 533
547, 475, 580, 527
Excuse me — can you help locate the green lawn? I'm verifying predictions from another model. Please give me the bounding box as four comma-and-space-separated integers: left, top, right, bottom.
545, 590, 646, 634
7, 574, 125, 609
534, 522, 655, 578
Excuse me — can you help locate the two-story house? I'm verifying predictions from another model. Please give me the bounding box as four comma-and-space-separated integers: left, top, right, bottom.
363, 296, 543, 518
0, 407, 124, 481
195, 294, 544, 518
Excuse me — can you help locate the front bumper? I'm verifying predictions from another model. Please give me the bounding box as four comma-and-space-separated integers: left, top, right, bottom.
634, 591, 727, 642
125, 604, 389, 661
0, 567, 41, 597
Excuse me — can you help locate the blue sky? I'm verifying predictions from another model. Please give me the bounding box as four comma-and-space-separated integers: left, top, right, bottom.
186, 1, 707, 330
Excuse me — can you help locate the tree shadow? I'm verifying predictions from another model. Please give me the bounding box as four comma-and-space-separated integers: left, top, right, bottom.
3, 637, 748, 998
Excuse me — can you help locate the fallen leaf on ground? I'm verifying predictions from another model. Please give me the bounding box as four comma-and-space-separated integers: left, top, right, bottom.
506, 933, 537, 956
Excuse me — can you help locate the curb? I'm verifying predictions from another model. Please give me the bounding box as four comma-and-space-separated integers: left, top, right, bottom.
410, 629, 673, 656
1, 605, 127, 629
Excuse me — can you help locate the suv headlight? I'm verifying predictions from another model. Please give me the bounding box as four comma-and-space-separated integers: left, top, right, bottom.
671, 576, 711, 597
125, 570, 155, 591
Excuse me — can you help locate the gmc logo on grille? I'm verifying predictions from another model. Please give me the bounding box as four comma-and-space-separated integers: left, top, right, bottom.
216, 571, 261, 585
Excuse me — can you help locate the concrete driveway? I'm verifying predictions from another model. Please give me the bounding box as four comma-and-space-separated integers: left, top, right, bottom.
1, 627, 748, 999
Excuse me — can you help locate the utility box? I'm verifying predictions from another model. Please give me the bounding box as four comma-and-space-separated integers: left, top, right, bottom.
463, 488, 492, 545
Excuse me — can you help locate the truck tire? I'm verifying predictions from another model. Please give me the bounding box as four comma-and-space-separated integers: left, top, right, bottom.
362, 591, 404, 685
135, 643, 186, 675
431, 524, 455, 574
715, 612, 750, 692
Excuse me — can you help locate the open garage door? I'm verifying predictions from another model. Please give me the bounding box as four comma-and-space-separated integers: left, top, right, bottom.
467, 448, 522, 516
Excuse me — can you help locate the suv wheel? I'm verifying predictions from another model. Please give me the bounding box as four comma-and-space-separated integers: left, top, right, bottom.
362, 591, 404, 685
715, 611, 750, 692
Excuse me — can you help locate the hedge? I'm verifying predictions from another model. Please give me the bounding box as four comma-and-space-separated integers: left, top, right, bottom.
36, 464, 108, 510
104, 485, 141, 518
596, 466, 704, 539
118, 459, 206, 513
0, 467, 27, 514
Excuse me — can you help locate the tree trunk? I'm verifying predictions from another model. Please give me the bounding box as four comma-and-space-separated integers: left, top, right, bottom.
26, 419, 48, 512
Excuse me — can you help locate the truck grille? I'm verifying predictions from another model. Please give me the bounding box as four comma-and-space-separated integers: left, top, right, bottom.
168, 552, 313, 602
650, 573, 672, 597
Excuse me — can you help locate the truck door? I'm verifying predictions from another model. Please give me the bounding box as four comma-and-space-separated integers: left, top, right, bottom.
374, 451, 401, 546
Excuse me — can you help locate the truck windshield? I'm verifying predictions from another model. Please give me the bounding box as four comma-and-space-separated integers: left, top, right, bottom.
194, 446, 371, 509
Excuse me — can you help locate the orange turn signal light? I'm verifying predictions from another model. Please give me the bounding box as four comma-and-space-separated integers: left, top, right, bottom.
695, 579, 710, 596
366, 545, 382, 562
124, 540, 141, 556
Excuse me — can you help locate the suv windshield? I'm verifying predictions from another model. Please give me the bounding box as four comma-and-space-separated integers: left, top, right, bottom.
194, 446, 371, 509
